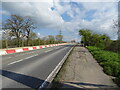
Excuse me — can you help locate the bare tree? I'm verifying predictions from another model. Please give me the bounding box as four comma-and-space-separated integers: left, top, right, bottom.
3, 15, 36, 47
3, 15, 24, 47
23, 16, 36, 46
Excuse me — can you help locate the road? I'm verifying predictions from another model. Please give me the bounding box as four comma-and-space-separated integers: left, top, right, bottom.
1, 44, 74, 89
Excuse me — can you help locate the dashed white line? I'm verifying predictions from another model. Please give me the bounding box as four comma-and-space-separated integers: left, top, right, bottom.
7, 46, 62, 66
8, 54, 38, 65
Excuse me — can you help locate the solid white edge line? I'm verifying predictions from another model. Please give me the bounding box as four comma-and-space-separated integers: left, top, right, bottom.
38, 44, 74, 89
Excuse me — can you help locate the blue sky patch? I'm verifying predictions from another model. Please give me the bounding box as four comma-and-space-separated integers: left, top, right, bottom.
84, 10, 96, 21
61, 12, 72, 22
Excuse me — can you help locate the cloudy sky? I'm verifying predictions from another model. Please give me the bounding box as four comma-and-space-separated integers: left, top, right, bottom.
1, 0, 119, 41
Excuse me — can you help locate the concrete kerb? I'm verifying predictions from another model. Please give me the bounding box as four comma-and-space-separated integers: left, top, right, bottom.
38, 44, 75, 90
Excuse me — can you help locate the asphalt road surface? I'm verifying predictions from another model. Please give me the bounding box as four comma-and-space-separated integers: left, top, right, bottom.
1, 44, 74, 89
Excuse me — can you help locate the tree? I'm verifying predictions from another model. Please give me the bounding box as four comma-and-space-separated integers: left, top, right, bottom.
29, 32, 38, 40
47, 35, 55, 44
55, 35, 63, 43
42, 36, 47, 45
3, 15, 24, 47
79, 29, 92, 46
31, 32, 37, 46
21, 30, 26, 47
79, 29, 111, 49
89, 34, 99, 46
3, 15, 36, 47
71, 40, 76, 43
23, 16, 36, 46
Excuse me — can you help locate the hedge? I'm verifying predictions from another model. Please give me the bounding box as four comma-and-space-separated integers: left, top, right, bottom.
87, 46, 120, 86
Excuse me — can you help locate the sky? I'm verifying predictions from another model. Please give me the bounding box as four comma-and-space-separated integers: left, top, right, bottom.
1, 0, 119, 42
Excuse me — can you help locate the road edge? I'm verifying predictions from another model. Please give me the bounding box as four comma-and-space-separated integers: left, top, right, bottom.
38, 44, 75, 90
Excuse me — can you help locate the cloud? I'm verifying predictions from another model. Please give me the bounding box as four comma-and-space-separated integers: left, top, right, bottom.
0, 10, 10, 15
61, 2, 118, 40
1, 0, 119, 2
2, 1, 118, 41
2, 2, 64, 30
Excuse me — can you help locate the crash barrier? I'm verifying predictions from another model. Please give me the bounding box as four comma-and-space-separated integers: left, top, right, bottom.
0, 43, 68, 55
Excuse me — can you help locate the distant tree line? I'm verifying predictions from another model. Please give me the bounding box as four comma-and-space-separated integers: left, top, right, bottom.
79, 29, 120, 53
1, 15, 64, 49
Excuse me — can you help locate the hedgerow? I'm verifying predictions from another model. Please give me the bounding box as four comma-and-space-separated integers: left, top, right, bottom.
87, 46, 120, 86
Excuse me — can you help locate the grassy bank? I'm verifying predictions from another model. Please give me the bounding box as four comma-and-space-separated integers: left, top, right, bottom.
87, 46, 120, 87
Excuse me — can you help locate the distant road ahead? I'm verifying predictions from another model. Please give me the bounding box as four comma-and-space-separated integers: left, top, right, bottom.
1, 44, 74, 89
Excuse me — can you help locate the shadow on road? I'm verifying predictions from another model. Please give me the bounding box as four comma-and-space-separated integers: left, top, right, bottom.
51, 81, 120, 90
0, 70, 119, 90
0, 70, 45, 89
65, 82, 114, 87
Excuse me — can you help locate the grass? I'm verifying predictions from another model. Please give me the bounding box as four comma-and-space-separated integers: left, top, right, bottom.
87, 46, 120, 87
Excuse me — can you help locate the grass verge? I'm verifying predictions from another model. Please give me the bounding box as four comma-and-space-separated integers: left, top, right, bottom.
86, 46, 120, 87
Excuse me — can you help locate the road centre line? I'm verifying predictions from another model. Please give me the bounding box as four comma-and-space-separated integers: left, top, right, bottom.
7, 46, 64, 66
7, 54, 38, 65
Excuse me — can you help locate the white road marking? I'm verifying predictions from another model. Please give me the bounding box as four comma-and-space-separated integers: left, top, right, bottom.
7, 46, 63, 65
38, 46, 74, 89
8, 54, 38, 65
